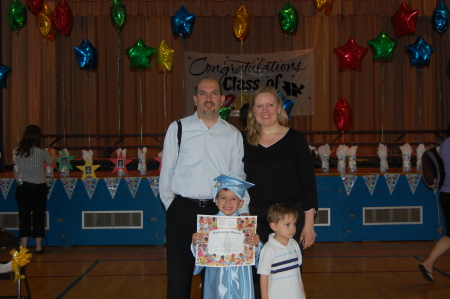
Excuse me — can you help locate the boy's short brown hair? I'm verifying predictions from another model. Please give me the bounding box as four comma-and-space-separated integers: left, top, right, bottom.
267, 203, 298, 224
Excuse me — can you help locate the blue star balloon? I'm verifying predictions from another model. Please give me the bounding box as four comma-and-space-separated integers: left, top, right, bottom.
278, 91, 295, 121
171, 5, 195, 42
0, 64, 13, 88
74, 39, 98, 74
405, 36, 435, 70
432, 1, 449, 36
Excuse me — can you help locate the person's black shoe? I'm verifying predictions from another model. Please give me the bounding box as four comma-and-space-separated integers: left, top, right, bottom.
418, 264, 434, 283
35, 248, 45, 254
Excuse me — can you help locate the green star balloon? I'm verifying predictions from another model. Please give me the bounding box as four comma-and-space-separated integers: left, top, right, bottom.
367, 30, 398, 61
279, 1, 298, 35
125, 38, 156, 72
111, 0, 126, 34
220, 106, 231, 122
7, 0, 27, 34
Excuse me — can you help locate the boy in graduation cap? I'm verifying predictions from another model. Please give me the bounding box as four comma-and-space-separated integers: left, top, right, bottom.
192, 174, 263, 299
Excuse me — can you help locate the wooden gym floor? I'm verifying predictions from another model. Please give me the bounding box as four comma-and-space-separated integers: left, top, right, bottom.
0, 241, 449, 299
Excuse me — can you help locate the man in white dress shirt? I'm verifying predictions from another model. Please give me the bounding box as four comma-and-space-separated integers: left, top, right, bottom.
159, 78, 249, 299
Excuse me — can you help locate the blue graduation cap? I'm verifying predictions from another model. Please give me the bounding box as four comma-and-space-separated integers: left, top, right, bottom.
213, 174, 254, 200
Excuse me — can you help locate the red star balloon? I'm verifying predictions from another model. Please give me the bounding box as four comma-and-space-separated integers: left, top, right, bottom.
54, 0, 73, 36
333, 97, 352, 132
109, 151, 132, 174
391, 2, 418, 38
26, 0, 43, 15
333, 37, 368, 71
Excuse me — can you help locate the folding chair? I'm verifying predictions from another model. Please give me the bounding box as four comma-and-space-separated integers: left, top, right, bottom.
0, 228, 32, 299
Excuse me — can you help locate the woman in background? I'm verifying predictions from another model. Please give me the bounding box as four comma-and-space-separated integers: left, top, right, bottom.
14, 125, 56, 253
419, 124, 450, 283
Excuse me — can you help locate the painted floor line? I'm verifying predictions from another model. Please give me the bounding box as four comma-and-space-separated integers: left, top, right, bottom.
55, 260, 100, 299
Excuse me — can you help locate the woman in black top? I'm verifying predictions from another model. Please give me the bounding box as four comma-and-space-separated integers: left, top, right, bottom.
243, 86, 318, 246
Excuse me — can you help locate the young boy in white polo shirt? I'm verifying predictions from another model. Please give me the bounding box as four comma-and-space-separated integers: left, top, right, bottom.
258, 203, 305, 299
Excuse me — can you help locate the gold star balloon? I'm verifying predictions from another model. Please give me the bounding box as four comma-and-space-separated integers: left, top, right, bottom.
232, 6, 250, 42
38, 4, 57, 42
314, 0, 333, 15
156, 40, 175, 73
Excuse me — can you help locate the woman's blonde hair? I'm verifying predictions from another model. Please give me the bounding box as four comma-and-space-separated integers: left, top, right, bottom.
246, 86, 289, 146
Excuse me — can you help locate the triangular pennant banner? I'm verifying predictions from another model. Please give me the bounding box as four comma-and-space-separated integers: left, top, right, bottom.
83, 178, 99, 199
46, 178, 57, 200
61, 178, 77, 199
341, 175, 357, 196
104, 177, 121, 199
147, 176, 160, 197
363, 174, 379, 196
384, 174, 400, 195
125, 177, 142, 198
406, 174, 421, 195
0, 178, 14, 199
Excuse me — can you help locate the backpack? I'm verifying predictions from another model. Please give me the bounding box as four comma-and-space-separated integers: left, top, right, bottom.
421, 141, 446, 190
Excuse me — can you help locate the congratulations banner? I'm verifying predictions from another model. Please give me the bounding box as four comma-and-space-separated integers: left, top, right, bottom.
184, 50, 314, 116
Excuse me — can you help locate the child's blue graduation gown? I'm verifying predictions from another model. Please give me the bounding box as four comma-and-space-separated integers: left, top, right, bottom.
191, 211, 263, 299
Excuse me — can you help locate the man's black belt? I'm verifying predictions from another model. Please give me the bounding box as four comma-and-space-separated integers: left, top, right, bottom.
175, 194, 215, 207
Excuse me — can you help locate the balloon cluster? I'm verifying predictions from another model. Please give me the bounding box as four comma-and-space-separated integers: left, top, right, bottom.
7, 0, 74, 38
